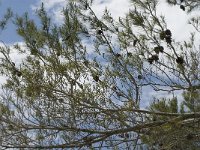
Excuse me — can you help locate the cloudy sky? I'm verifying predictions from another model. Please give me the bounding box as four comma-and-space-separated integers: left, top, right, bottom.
0, 0, 199, 107
0, 0, 198, 43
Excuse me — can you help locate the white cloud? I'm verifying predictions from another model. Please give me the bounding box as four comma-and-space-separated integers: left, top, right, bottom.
31, 0, 68, 24
91, 0, 131, 19
31, 0, 131, 24
0, 42, 27, 86
31, 0, 200, 42
0, 42, 27, 63
157, 1, 200, 41
31, 0, 67, 11
25, 0, 200, 107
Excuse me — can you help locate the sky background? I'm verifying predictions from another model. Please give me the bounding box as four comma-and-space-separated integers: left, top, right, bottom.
0, 0, 199, 107
0, 0, 198, 43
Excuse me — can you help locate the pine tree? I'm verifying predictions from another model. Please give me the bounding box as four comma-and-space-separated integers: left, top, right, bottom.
0, 8, 12, 31
166, 0, 200, 12
0, 0, 200, 149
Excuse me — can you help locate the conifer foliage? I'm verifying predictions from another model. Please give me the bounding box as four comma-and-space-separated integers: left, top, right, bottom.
0, 0, 200, 149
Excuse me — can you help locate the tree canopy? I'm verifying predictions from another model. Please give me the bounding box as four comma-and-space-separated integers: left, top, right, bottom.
0, 0, 200, 149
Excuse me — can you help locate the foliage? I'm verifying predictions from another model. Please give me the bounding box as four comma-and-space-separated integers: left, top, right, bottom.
0, 8, 13, 30
166, 0, 200, 12
0, 0, 200, 149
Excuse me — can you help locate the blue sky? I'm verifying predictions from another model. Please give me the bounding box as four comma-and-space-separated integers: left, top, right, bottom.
0, 0, 196, 43
0, 0, 39, 43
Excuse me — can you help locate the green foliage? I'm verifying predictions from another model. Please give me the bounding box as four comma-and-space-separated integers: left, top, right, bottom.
0, 0, 200, 149
141, 97, 199, 149
182, 89, 200, 112
150, 97, 178, 113
0, 8, 13, 30
166, 0, 200, 12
